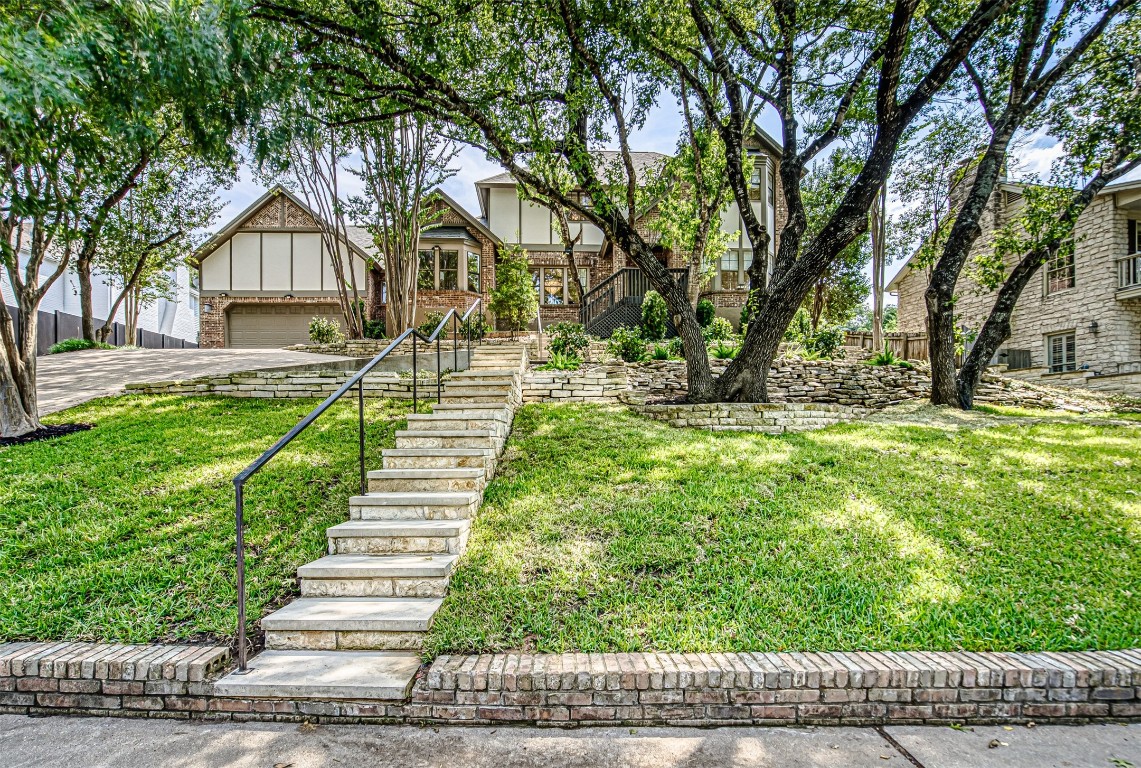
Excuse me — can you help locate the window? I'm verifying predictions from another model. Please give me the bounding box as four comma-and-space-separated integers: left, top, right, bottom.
749, 161, 761, 187
529, 267, 584, 305
190, 271, 200, 293
1045, 246, 1075, 294
189, 292, 199, 316
417, 249, 434, 290
1047, 332, 1076, 373
720, 250, 740, 289
439, 249, 458, 290
467, 251, 481, 292
543, 268, 565, 305
418, 247, 462, 290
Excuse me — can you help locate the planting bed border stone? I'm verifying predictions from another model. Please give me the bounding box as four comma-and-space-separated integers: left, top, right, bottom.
4, 642, 1139, 726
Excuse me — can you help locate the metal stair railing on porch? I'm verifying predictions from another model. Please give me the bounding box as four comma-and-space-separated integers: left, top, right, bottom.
579, 267, 690, 336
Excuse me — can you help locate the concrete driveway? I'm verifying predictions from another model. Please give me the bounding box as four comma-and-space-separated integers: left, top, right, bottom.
0, 716, 1137, 768
36, 348, 355, 415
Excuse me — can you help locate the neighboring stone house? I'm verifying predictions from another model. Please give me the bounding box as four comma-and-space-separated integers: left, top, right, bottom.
889, 174, 1141, 393
193, 186, 375, 348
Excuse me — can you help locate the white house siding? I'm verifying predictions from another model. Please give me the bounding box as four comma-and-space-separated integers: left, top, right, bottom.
1, 253, 198, 343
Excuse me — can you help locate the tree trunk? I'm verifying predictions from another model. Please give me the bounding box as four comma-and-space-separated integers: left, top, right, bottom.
810, 281, 824, 332
0, 298, 40, 438
77, 252, 96, 342
712, 288, 798, 402
926, 125, 1016, 406
871, 185, 886, 350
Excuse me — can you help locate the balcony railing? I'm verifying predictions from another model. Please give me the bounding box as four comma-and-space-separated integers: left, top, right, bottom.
1118, 253, 1141, 291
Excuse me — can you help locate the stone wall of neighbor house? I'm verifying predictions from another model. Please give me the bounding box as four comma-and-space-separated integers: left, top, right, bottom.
631, 402, 870, 433
894, 191, 1141, 384
124, 369, 443, 400
8, 643, 1137, 725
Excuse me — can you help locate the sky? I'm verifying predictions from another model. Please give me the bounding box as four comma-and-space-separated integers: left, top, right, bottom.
213, 99, 1139, 304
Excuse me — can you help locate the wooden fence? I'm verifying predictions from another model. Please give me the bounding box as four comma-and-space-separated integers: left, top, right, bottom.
845, 331, 929, 361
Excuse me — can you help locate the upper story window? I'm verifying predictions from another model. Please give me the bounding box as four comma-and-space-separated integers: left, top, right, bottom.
1045, 247, 1075, 294
1129, 220, 1139, 255
1047, 331, 1076, 373
566, 191, 592, 222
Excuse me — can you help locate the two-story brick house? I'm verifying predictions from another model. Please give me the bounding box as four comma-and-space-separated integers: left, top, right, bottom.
196, 126, 785, 346
889, 174, 1141, 393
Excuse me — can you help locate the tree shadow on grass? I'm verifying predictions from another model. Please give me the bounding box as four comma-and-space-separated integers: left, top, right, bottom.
427, 404, 1141, 655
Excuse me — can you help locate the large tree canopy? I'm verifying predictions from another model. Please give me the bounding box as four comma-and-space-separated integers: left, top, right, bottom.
0, 0, 272, 437
254, 0, 1019, 402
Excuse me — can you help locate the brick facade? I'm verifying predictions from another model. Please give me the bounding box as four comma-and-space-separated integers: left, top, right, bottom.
893, 187, 1141, 383
199, 295, 348, 349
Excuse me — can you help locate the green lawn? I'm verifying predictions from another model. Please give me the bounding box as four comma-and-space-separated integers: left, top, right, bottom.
426, 403, 1141, 655
0, 395, 409, 644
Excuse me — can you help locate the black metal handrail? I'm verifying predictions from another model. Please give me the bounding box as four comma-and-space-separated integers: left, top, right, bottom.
232, 298, 483, 671
579, 267, 691, 328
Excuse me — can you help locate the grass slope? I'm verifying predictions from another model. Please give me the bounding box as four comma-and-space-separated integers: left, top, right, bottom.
0, 395, 407, 644
427, 404, 1141, 655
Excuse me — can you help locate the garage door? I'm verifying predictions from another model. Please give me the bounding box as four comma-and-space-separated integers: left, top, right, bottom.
227, 304, 343, 348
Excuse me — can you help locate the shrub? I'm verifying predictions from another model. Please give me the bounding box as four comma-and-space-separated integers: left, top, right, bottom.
696, 298, 715, 327
606, 326, 647, 362
867, 346, 913, 369
538, 352, 582, 371
711, 340, 738, 359
784, 307, 812, 342
667, 336, 684, 359
363, 319, 386, 339
308, 316, 344, 344
460, 313, 490, 340
547, 322, 590, 358
806, 326, 845, 359
703, 316, 734, 342
47, 338, 115, 354
640, 290, 669, 341
418, 311, 449, 339
489, 243, 538, 331
650, 344, 670, 360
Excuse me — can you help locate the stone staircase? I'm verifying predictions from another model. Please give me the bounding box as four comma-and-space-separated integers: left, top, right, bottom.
215, 343, 528, 701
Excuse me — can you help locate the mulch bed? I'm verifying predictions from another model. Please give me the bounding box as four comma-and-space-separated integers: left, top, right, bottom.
0, 423, 92, 446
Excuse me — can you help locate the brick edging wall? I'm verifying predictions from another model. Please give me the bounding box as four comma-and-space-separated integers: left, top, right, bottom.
124, 370, 442, 400
411, 650, 1141, 726
5, 643, 1139, 726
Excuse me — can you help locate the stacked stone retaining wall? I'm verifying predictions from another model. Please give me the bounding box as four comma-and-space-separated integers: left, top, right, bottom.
125, 369, 443, 400
632, 402, 870, 433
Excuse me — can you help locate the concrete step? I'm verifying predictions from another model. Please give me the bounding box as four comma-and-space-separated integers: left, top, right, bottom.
213, 650, 421, 701
450, 369, 520, 378
299, 554, 457, 598
440, 394, 515, 405
366, 467, 486, 493
429, 404, 513, 417
349, 490, 483, 520
381, 448, 498, 472
328, 518, 470, 554
262, 597, 442, 651
405, 415, 509, 436
441, 383, 515, 395
445, 376, 517, 387
327, 519, 471, 555
395, 430, 502, 450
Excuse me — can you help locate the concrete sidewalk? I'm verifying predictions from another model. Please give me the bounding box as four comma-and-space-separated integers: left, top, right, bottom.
0, 716, 1136, 767
35, 348, 355, 414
